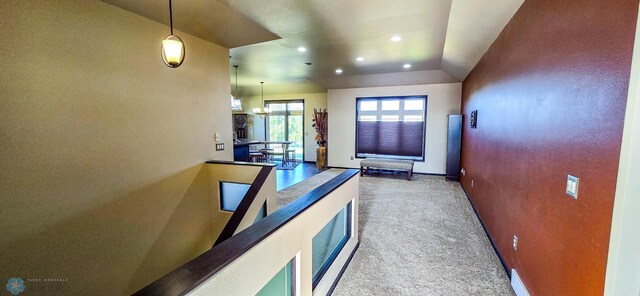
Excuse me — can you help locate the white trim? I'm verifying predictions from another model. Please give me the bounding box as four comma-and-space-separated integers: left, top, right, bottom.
312, 238, 358, 296
511, 269, 531, 296
604, 2, 640, 296
311, 197, 359, 295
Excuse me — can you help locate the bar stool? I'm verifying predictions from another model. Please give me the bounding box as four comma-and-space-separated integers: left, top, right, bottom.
249, 144, 264, 163
271, 147, 284, 165
259, 148, 274, 163
250, 151, 265, 163
286, 148, 297, 165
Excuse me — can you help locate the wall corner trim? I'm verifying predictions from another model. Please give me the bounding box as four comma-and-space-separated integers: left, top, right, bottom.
604, 2, 640, 296
511, 269, 531, 296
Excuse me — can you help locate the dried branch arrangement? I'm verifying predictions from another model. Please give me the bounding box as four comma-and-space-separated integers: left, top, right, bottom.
312, 108, 328, 147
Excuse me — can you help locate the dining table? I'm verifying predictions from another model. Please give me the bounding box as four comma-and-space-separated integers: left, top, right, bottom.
233, 139, 293, 165
259, 141, 293, 165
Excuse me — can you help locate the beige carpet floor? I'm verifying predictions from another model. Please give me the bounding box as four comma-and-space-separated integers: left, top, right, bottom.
276, 169, 345, 207
276, 170, 514, 296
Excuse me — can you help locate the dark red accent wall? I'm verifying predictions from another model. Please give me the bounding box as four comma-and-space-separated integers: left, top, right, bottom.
461, 1, 638, 295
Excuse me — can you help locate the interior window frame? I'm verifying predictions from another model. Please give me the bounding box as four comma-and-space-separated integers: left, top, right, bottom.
354, 95, 428, 161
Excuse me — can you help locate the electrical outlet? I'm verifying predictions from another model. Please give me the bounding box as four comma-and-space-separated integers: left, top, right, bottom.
461, 168, 466, 176
215, 143, 224, 151
513, 235, 518, 251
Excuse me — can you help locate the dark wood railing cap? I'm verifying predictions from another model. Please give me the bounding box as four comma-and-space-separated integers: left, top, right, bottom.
214, 166, 273, 246
205, 160, 277, 167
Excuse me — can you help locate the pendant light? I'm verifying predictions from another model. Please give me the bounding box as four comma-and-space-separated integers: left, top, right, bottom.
161, 0, 185, 68
231, 65, 243, 111
253, 82, 271, 118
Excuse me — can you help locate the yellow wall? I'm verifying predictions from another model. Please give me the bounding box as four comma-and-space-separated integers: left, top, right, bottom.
240, 93, 327, 162
0, 0, 232, 294
205, 163, 277, 241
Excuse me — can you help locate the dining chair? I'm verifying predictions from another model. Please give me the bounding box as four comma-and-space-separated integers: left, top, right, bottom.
250, 151, 265, 163
286, 148, 296, 165
258, 144, 275, 163
270, 143, 285, 165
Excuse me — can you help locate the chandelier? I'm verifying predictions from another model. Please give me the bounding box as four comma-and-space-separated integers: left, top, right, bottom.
253, 82, 270, 118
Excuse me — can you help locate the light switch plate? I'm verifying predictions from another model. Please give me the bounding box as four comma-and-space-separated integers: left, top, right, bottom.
214, 133, 221, 141
566, 175, 579, 199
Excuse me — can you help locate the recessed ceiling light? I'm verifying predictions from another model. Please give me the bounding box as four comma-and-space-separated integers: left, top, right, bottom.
391, 35, 402, 42
297, 47, 307, 52
335, 68, 343, 74
356, 57, 365, 62
403, 64, 411, 69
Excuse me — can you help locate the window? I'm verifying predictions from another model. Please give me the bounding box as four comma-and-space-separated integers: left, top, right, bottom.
220, 182, 251, 212
381, 100, 399, 110
265, 100, 304, 161
311, 202, 351, 288
404, 99, 424, 110
404, 115, 423, 122
359, 115, 377, 121
356, 96, 427, 161
256, 259, 294, 296
380, 115, 399, 122
359, 101, 377, 111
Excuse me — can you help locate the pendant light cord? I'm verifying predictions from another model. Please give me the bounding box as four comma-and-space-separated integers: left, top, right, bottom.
234, 66, 239, 96
169, 0, 174, 35
261, 82, 264, 105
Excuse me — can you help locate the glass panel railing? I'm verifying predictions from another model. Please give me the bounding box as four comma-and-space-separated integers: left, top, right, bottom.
256, 260, 294, 296
311, 202, 352, 287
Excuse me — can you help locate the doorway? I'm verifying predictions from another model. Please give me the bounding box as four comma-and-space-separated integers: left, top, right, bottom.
265, 100, 304, 162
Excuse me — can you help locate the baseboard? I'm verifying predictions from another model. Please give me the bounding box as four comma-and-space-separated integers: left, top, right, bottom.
327, 166, 445, 176
413, 172, 446, 177
511, 269, 531, 296
326, 241, 360, 295
327, 166, 354, 170
461, 185, 510, 276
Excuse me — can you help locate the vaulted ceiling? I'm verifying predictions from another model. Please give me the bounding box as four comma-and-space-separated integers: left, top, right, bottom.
102, 0, 524, 95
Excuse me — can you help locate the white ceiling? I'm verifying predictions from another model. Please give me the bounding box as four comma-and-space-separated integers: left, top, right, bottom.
442, 0, 525, 80
101, 0, 524, 96
101, 0, 280, 48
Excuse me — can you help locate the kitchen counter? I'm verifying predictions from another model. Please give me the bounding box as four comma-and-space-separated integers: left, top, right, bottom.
233, 139, 293, 163
233, 139, 261, 161
233, 139, 262, 147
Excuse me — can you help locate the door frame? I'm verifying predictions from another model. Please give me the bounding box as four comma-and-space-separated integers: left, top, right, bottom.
264, 99, 305, 162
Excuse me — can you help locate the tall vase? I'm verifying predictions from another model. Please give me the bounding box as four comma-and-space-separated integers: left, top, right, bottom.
316, 147, 327, 168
